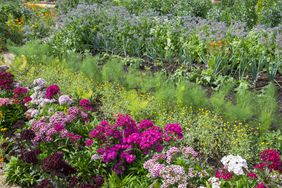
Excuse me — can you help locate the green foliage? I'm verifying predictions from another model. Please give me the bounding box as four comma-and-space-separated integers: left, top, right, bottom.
256, 0, 282, 27
11, 55, 95, 98
255, 83, 278, 131
181, 109, 258, 162
4, 157, 40, 187
53, 4, 282, 81
0, 0, 31, 50
0, 103, 25, 130
258, 130, 282, 152
106, 172, 150, 188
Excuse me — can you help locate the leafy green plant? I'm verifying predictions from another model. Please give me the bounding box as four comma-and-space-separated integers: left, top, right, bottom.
4, 157, 40, 187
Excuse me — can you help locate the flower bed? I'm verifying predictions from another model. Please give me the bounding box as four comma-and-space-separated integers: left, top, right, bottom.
0, 68, 281, 187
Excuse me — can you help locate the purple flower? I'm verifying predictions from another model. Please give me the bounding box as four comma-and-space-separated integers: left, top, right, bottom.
182, 147, 198, 158
138, 119, 154, 131
121, 152, 135, 163
54, 123, 65, 132
42, 151, 76, 176
79, 99, 93, 111
139, 126, 163, 151
21, 149, 40, 164
113, 161, 125, 174
85, 139, 93, 147
20, 129, 35, 140
58, 95, 73, 105
67, 106, 80, 122
0, 98, 12, 106
45, 84, 60, 99
164, 123, 183, 141
13, 87, 29, 98
23, 96, 32, 104
92, 175, 104, 187
34, 179, 54, 188
0, 71, 14, 90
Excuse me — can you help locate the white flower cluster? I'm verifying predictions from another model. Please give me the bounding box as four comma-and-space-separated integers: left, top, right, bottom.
208, 177, 220, 188
25, 108, 39, 119
58, 95, 73, 106
159, 165, 188, 188
221, 155, 248, 175
29, 78, 56, 108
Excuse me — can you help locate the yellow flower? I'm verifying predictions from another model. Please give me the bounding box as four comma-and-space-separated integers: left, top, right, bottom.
0, 157, 4, 163
0, 128, 7, 132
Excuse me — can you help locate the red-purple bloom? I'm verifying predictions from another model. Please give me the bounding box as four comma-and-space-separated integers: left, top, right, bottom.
92, 175, 104, 187
254, 162, 267, 170
113, 161, 125, 174
247, 172, 258, 180
45, 84, 60, 99
259, 148, 281, 171
140, 126, 163, 151
71, 134, 82, 142
42, 151, 76, 176
138, 119, 154, 131
34, 179, 54, 188
13, 87, 28, 98
23, 96, 32, 104
21, 149, 40, 164
79, 99, 93, 111
256, 182, 268, 188
164, 123, 183, 142
215, 169, 233, 180
20, 129, 35, 140
85, 139, 93, 147
54, 123, 65, 132
0, 71, 14, 90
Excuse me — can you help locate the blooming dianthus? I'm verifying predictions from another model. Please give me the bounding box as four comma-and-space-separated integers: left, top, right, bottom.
45, 84, 60, 99
79, 99, 93, 111
164, 123, 183, 142
221, 155, 247, 175
58, 95, 73, 105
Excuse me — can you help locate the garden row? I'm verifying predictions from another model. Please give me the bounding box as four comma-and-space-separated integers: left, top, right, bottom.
1, 59, 282, 187
55, 0, 282, 28
52, 3, 281, 83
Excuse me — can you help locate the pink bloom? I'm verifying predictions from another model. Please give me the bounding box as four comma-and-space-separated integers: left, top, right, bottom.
164, 123, 183, 142
85, 139, 93, 147
113, 162, 125, 174
215, 169, 233, 180
54, 123, 65, 132
247, 172, 258, 180
256, 182, 268, 188
0, 98, 12, 106
23, 96, 32, 104
45, 84, 60, 99
13, 87, 29, 98
79, 99, 93, 111
254, 162, 267, 170
138, 119, 154, 131
182, 146, 198, 158
67, 132, 73, 138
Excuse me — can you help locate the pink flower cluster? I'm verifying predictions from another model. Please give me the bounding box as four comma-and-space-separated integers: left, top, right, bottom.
0, 71, 14, 90
31, 107, 89, 143
254, 148, 282, 173
79, 99, 93, 111
45, 84, 60, 99
0, 98, 13, 106
144, 146, 199, 183
89, 114, 183, 174
215, 168, 233, 180
13, 87, 29, 99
